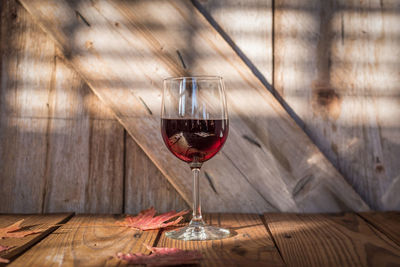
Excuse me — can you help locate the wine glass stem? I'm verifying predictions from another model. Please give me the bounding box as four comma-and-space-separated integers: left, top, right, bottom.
191, 167, 203, 225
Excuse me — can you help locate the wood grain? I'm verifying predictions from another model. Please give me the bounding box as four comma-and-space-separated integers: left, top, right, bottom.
0, 0, 56, 213
42, 54, 125, 214
0, 213, 73, 263
359, 212, 400, 247
157, 213, 285, 267
0, 0, 127, 214
264, 213, 400, 266
9, 215, 159, 266
0, 0, 187, 214
124, 135, 189, 214
198, 0, 273, 82
19, 0, 369, 212
274, 0, 400, 210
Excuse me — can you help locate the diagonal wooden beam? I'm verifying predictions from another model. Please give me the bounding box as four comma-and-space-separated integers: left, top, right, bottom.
19, 0, 369, 212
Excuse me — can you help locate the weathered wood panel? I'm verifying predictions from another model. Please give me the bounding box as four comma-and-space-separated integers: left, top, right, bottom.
0, 214, 73, 263
274, 0, 400, 210
158, 214, 285, 267
85, 94, 125, 213
264, 213, 400, 266
0, 0, 124, 213
19, 0, 369, 212
198, 0, 273, 82
125, 135, 189, 214
0, 0, 56, 213
41, 55, 124, 213
9, 215, 159, 266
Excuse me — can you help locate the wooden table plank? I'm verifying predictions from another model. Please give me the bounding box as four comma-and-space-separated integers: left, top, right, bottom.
0, 213, 73, 263
359, 212, 400, 247
264, 213, 400, 267
9, 215, 159, 266
157, 214, 284, 267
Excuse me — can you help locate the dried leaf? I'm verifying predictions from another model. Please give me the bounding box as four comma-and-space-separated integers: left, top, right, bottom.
0, 245, 12, 263
117, 245, 203, 266
117, 207, 188, 230
0, 219, 41, 239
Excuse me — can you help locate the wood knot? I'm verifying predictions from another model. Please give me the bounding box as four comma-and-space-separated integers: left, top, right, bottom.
316, 88, 339, 106
133, 232, 142, 238
231, 245, 247, 256
375, 157, 385, 173
284, 234, 292, 239
312, 81, 342, 120
375, 164, 385, 173
331, 142, 338, 156
85, 41, 94, 50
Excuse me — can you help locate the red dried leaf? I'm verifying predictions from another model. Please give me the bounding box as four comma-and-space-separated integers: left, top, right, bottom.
117, 245, 203, 266
117, 207, 189, 230
0, 245, 12, 263
0, 219, 41, 239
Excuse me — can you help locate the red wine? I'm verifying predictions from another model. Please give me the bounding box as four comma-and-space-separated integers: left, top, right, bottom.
161, 119, 228, 163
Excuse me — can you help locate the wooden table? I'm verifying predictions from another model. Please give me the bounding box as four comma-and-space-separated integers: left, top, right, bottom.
0, 213, 399, 266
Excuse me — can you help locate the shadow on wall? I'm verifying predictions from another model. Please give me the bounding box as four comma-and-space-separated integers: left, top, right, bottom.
0, 0, 399, 213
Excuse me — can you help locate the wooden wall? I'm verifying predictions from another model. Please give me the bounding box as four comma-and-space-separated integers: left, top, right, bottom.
272, 0, 400, 210
0, 0, 398, 213
200, 0, 400, 210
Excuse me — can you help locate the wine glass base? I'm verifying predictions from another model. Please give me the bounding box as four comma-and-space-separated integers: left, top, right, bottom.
165, 224, 231, 241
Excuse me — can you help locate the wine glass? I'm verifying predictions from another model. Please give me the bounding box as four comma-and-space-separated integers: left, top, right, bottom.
161, 76, 230, 241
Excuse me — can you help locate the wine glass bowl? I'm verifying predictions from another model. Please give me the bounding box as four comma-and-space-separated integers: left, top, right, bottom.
161, 76, 230, 240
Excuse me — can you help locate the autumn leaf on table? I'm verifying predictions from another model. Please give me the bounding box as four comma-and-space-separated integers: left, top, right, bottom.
0, 245, 13, 263
0, 219, 41, 239
117, 245, 203, 266
116, 207, 189, 230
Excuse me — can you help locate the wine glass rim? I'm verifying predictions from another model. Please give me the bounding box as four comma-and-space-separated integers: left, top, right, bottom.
164, 75, 223, 81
